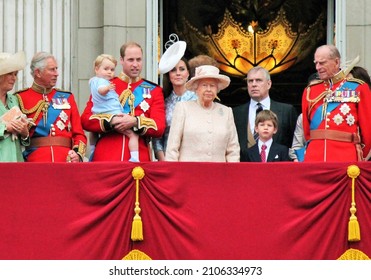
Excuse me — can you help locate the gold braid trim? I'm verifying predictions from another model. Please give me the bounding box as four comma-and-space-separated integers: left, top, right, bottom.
16, 95, 49, 129
137, 116, 158, 135
89, 113, 115, 122
89, 113, 115, 132
347, 77, 365, 85
119, 88, 133, 108
306, 86, 328, 118
73, 140, 87, 160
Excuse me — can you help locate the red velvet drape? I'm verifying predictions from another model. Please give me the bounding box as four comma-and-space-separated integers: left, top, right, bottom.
0, 162, 370, 259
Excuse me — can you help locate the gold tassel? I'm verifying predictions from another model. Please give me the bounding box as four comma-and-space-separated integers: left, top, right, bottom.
131, 166, 145, 241
346, 165, 361, 242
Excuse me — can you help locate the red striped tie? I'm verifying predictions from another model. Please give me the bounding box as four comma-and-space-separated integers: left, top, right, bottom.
261, 144, 267, 162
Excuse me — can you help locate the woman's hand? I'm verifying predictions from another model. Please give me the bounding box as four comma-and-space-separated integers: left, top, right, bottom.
7, 117, 29, 139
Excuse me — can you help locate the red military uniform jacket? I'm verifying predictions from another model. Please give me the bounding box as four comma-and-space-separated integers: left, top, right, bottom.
81, 73, 165, 161
15, 83, 87, 162
302, 71, 371, 162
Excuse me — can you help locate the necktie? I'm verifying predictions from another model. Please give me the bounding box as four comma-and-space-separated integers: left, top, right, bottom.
256, 102, 263, 115
253, 103, 263, 142
261, 144, 267, 162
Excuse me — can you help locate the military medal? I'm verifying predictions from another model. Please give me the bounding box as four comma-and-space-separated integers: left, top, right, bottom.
52, 96, 71, 109
142, 87, 151, 99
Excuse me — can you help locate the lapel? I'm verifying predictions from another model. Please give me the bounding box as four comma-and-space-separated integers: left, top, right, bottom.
249, 144, 262, 162
267, 142, 278, 162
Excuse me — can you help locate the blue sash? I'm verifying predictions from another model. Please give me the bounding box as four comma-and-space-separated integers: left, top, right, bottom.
310, 81, 359, 130
34, 91, 68, 137
122, 81, 155, 114
294, 148, 306, 162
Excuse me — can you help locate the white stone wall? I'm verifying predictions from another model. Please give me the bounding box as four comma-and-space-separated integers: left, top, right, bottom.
0, 0, 72, 94
73, 0, 147, 110
346, 0, 371, 73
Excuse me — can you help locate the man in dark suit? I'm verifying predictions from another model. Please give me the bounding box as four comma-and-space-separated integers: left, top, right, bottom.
233, 66, 297, 161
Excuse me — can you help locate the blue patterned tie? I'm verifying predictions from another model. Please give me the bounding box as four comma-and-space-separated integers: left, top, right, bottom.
253, 103, 263, 142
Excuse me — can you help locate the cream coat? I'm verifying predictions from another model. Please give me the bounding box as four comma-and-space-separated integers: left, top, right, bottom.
165, 100, 240, 162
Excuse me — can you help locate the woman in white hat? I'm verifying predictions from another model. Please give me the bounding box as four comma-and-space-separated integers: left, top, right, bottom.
153, 41, 197, 161
165, 65, 240, 162
0, 51, 30, 162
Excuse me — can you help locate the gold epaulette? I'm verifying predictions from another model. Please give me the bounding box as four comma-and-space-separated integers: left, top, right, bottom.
307, 79, 324, 87
55, 88, 72, 95
14, 88, 30, 95
142, 79, 160, 87
347, 77, 365, 85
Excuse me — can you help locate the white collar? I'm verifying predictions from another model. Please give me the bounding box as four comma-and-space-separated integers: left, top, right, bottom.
259, 138, 273, 149
251, 97, 270, 109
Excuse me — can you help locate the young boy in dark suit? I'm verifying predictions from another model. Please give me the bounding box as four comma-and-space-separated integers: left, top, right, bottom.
243, 110, 291, 162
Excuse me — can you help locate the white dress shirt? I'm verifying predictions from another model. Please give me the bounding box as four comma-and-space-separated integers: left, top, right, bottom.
249, 97, 271, 134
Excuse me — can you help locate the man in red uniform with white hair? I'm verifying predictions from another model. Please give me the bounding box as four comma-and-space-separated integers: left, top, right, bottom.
15, 52, 87, 162
302, 44, 371, 162
81, 42, 165, 161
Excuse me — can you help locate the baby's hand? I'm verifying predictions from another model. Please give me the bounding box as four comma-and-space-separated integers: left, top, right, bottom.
107, 82, 115, 91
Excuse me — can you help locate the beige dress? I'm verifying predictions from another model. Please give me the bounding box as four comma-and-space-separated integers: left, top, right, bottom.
165, 100, 240, 162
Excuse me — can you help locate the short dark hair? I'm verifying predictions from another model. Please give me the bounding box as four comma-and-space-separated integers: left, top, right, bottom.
120, 41, 142, 58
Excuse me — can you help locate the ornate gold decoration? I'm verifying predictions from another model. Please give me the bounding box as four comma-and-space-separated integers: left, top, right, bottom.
179, 8, 325, 77
337, 249, 370, 260
347, 165, 361, 242
137, 116, 158, 135
131, 166, 145, 241
119, 87, 134, 114
89, 113, 116, 132
122, 249, 152, 260
76, 140, 87, 159
16, 96, 49, 129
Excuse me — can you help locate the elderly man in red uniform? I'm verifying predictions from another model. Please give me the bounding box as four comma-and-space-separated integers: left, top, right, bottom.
81, 42, 165, 161
15, 52, 87, 162
302, 45, 371, 162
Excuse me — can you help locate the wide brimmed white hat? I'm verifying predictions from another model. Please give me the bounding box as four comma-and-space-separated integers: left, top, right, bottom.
185, 65, 230, 91
158, 41, 187, 74
0, 51, 26, 76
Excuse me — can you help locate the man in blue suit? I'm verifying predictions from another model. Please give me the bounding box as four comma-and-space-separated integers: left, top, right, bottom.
233, 66, 297, 162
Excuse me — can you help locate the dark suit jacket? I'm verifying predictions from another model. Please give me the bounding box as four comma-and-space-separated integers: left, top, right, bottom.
245, 141, 291, 162
232, 100, 298, 161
